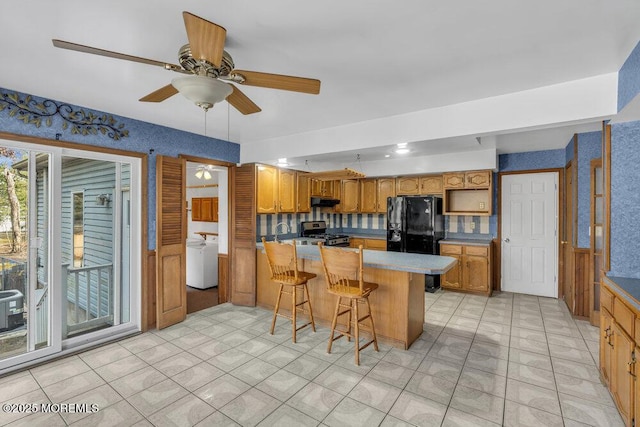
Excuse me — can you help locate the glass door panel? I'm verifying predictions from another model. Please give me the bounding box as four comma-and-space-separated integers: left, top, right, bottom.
0, 146, 56, 369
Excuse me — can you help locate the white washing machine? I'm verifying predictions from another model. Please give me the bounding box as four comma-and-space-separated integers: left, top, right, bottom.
186, 240, 218, 289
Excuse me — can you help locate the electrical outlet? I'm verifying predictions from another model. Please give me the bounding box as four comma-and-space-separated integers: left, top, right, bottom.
479, 202, 485, 210
470, 222, 476, 230
342, 216, 348, 226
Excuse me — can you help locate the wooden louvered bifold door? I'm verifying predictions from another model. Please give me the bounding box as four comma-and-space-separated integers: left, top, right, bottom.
156, 155, 187, 329
230, 164, 257, 305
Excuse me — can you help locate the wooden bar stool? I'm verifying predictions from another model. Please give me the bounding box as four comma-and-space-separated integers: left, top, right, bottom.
261, 237, 316, 343
318, 242, 379, 365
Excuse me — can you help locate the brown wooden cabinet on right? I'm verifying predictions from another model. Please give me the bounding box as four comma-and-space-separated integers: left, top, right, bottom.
439, 242, 492, 296
600, 279, 637, 427
191, 197, 218, 222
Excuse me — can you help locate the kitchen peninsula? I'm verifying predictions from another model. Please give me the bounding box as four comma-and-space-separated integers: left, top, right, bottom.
256, 243, 457, 349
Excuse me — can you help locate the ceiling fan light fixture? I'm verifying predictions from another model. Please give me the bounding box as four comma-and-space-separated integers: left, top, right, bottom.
171, 75, 233, 111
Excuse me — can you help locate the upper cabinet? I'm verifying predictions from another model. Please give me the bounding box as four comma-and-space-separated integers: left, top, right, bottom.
396, 175, 442, 196
297, 174, 311, 213
310, 179, 334, 197
192, 197, 218, 222
443, 170, 493, 216
340, 179, 360, 213
256, 164, 298, 214
376, 178, 396, 213
396, 176, 421, 195
256, 164, 279, 214
443, 170, 491, 189
420, 175, 443, 195
360, 179, 378, 213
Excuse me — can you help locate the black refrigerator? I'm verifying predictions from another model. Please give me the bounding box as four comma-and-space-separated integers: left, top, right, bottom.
387, 196, 445, 292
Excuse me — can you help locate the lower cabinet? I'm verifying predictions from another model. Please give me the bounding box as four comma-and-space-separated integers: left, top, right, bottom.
350, 237, 387, 251
601, 278, 638, 427
439, 242, 492, 296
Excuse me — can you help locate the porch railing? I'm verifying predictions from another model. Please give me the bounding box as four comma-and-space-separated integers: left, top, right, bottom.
62, 263, 114, 337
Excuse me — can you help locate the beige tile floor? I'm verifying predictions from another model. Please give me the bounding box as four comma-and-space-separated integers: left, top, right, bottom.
0, 291, 624, 427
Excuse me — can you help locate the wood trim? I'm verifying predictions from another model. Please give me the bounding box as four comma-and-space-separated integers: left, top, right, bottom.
218, 253, 229, 303
186, 184, 219, 189
492, 238, 501, 292
603, 123, 611, 272
589, 157, 603, 325
179, 154, 235, 168
573, 247, 591, 317
573, 134, 579, 247
498, 168, 564, 298
0, 131, 147, 160
144, 250, 156, 331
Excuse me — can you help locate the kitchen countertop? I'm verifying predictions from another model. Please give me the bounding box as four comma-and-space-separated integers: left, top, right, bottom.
604, 276, 640, 312
257, 242, 457, 275
440, 238, 494, 246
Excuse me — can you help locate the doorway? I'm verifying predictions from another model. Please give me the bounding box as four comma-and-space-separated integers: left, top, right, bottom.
185, 161, 228, 313
501, 171, 559, 298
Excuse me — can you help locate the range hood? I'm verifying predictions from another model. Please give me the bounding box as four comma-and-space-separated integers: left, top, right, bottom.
311, 197, 340, 207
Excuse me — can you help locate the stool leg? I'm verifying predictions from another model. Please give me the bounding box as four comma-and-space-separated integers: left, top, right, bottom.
304, 283, 316, 332
366, 297, 379, 352
291, 285, 297, 343
346, 298, 352, 342
271, 284, 284, 335
327, 296, 341, 354
354, 298, 360, 365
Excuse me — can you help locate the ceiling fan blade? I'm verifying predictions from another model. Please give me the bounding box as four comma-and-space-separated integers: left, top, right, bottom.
52, 39, 184, 72
183, 11, 226, 68
233, 70, 321, 94
139, 84, 179, 102
227, 85, 261, 115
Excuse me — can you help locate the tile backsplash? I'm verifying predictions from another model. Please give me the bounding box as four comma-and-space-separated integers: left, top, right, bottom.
257, 209, 495, 240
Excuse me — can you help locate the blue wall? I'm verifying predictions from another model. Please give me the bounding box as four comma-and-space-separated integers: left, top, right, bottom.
0, 87, 240, 249
576, 132, 602, 248
618, 41, 640, 112
609, 121, 640, 279
499, 148, 566, 172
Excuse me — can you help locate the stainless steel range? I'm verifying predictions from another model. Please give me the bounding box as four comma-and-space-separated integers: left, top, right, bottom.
300, 221, 350, 247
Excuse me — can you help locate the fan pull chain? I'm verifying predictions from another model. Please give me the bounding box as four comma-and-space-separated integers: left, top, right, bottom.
204, 109, 207, 137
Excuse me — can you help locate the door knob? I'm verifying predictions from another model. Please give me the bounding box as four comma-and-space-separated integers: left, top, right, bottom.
503, 238, 510, 243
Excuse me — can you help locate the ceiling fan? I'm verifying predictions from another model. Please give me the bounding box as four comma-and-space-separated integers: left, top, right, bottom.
52, 11, 321, 114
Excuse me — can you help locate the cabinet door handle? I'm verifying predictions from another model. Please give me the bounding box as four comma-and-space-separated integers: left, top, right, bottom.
628, 361, 636, 377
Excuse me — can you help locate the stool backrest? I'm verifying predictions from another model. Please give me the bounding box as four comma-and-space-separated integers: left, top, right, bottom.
318, 243, 364, 295
262, 237, 299, 281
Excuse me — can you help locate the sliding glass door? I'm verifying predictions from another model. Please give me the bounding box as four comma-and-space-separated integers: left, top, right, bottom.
0, 140, 141, 372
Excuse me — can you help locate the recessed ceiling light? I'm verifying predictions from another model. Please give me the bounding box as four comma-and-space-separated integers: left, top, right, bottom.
384, 154, 391, 158
396, 143, 408, 148
394, 148, 410, 154
276, 157, 289, 166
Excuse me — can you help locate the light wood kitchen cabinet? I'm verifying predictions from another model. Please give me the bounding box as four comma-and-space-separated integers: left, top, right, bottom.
350, 237, 386, 251
278, 169, 296, 213
396, 176, 421, 195
256, 164, 279, 213
601, 305, 614, 386
443, 170, 493, 216
256, 165, 298, 213
191, 197, 218, 222
360, 179, 378, 212
443, 170, 491, 189
297, 173, 311, 212
340, 179, 360, 213
439, 242, 492, 296
311, 179, 334, 197
600, 277, 640, 427
612, 321, 635, 425
439, 244, 462, 289
377, 178, 396, 212
420, 175, 443, 194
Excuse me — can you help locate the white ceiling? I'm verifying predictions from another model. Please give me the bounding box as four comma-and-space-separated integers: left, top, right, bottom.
3, 1, 640, 170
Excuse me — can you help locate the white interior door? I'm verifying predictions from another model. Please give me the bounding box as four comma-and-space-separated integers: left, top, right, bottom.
501, 172, 558, 297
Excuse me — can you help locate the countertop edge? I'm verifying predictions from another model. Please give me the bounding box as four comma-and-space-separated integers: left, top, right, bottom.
603, 275, 640, 312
